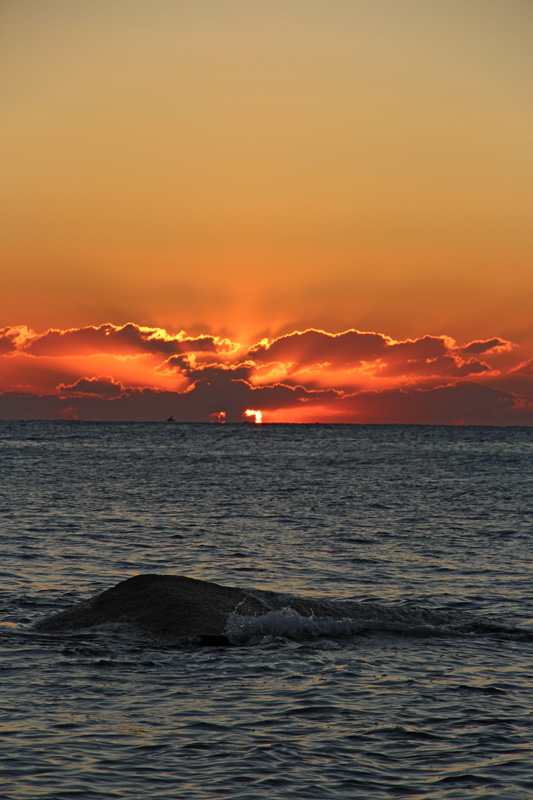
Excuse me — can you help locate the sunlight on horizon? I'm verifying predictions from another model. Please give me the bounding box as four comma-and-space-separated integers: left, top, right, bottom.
243, 409, 263, 425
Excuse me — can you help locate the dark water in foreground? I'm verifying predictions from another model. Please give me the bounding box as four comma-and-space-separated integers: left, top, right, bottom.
1, 422, 532, 799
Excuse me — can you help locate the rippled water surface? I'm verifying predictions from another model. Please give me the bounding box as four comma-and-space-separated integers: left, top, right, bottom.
1, 422, 532, 798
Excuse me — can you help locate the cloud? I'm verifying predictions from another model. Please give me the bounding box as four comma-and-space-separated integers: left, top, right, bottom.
1, 378, 530, 425
461, 338, 513, 355
247, 328, 497, 384
329, 382, 531, 425
21, 323, 237, 359
58, 376, 125, 399
0, 322, 531, 424
248, 329, 388, 369
166, 363, 339, 422
0, 326, 34, 354
249, 329, 460, 372
385, 335, 453, 362
375, 354, 491, 379
0, 376, 338, 423
0, 329, 17, 355
510, 359, 533, 376
164, 358, 254, 382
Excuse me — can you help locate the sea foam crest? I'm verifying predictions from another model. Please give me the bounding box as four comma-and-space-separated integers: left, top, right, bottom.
226, 606, 365, 644
225, 590, 521, 645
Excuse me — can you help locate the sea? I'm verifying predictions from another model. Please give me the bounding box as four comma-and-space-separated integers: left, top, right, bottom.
1, 421, 532, 799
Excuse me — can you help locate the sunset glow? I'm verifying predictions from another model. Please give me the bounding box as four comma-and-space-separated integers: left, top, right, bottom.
0, 322, 531, 424
1, 1, 532, 424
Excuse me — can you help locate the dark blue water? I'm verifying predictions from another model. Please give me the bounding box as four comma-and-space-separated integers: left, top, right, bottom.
1, 422, 532, 798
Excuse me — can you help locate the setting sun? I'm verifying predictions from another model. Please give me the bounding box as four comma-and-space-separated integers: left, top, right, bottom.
243, 409, 263, 425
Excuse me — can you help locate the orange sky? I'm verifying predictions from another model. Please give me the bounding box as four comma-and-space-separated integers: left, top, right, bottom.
1, 1, 532, 423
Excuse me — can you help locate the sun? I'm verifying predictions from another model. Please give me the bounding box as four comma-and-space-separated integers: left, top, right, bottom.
243, 409, 263, 424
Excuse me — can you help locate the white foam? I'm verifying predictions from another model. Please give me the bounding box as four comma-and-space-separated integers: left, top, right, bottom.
225, 597, 518, 645
226, 606, 365, 644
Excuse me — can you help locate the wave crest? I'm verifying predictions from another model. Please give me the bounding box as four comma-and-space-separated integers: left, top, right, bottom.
226, 589, 523, 645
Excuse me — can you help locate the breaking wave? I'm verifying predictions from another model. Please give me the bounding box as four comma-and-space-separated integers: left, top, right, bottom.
227, 588, 528, 645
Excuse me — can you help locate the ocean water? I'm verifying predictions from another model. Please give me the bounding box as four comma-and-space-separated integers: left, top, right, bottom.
1, 421, 532, 799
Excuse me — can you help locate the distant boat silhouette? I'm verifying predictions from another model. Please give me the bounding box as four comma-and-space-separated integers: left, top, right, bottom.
166, 415, 175, 422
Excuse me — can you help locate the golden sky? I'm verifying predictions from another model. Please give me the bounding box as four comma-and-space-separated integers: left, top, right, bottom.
1, 1, 532, 422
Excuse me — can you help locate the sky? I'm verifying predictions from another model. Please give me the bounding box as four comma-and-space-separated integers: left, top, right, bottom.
1, 0, 532, 423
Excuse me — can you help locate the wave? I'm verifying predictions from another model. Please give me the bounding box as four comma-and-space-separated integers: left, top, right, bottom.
33, 573, 528, 646
227, 589, 526, 644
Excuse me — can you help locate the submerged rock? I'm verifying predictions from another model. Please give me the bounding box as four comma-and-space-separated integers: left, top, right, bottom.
34, 574, 265, 645
35, 573, 517, 647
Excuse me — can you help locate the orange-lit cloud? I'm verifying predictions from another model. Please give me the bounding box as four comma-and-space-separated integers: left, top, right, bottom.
19, 323, 238, 359
247, 329, 510, 388
461, 338, 514, 356
0, 322, 532, 425
58, 376, 126, 399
